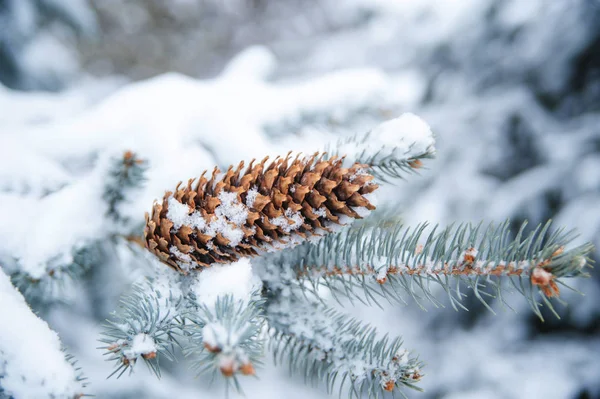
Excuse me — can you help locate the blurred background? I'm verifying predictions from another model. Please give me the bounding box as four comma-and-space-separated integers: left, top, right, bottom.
1, 0, 599, 398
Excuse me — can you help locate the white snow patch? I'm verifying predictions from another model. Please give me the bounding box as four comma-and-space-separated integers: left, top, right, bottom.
0, 158, 110, 279
0, 268, 80, 398
202, 323, 233, 349
167, 190, 249, 247
170, 245, 193, 272
270, 208, 304, 233
216, 191, 249, 227
191, 258, 262, 308
245, 186, 259, 208
338, 113, 435, 165
123, 333, 157, 360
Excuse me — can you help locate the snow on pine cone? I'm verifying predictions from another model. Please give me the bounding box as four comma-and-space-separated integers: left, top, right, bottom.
144, 152, 378, 273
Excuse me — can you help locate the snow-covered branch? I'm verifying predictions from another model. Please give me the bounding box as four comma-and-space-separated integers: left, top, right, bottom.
2, 151, 147, 303
326, 113, 436, 182
100, 268, 186, 378
184, 294, 265, 386
0, 267, 86, 398
97, 114, 593, 396
266, 289, 422, 397
103, 150, 148, 228
183, 257, 265, 386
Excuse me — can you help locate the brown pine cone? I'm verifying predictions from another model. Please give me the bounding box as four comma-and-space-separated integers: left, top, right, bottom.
144, 153, 378, 273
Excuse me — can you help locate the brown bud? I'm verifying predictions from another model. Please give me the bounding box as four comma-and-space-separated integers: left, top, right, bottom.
240, 362, 255, 376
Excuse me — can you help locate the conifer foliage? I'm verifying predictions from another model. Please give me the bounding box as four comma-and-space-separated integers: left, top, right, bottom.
99, 114, 592, 398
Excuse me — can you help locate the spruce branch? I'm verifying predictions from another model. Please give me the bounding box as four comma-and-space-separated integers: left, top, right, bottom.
64, 353, 90, 397
99, 275, 186, 378
6, 151, 147, 303
103, 150, 148, 226
100, 260, 265, 386
269, 220, 592, 318
265, 289, 422, 398
326, 113, 436, 183
10, 243, 104, 304
183, 294, 265, 389
97, 115, 594, 397
0, 268, 87, 399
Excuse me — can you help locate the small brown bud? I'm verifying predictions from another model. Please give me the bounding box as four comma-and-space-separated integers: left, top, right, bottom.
383, 380, 396, 392
220, 363, 235, 377
240, 362, 255, 376
204, 343, 222, 353
531, 267, 560, 297
142, 351, 157, 360
552, 246, 564, 258
408, 159, 423, 169
107, 343, 120, 352
376, 276, 387, 284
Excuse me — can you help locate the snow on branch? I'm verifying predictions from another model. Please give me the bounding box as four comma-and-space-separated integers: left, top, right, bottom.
184, 294, 265, 386
0, 267, 86, 398
326, 113, 436, 182
266, 290, 422, 398
266, 220, 593, 318
2, 151, 147, 303
100, 269, 186, 378
101, 258, 265, 384
183, 257, 265, 386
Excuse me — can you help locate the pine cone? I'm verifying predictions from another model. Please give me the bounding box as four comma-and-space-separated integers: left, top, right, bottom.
144, 153, 378, 273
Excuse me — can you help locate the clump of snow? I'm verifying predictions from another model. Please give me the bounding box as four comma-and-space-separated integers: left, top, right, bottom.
0, 267, 80, 398
169, 245, 193, 272
146, 260, 185, 318
0, 137, 71, 195
167, 190, 249, 247
166, 197, 200, 230
371, 113, 434, 152
338, 113, 435, 166
220, 45, 277, 81
123, 333, 157, 360
191, 258, 262, 308
245, 186, 259, 208
208, 191, 249, 245
0, 156, 111, 280
271, 208, 304, 233
313, 207, 327, 218
202, 323, 230, 350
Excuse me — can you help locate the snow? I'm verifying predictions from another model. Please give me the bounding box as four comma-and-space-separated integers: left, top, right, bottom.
337, 113, 435, 169
0, 267, 80, 398
123, 333, 157, 360
167, 190, 249, 248
170, 245, 193, 271
270, 208, 304, 234
245, 186, 259, 208
367, 113, 435, 157
191, 258, 262, 308
0, 157, 110, 279
0, 137, 71, 195
202, 323, 230, 350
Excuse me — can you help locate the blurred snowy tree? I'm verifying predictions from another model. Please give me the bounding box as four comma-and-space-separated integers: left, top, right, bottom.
0, 0, 95, 90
